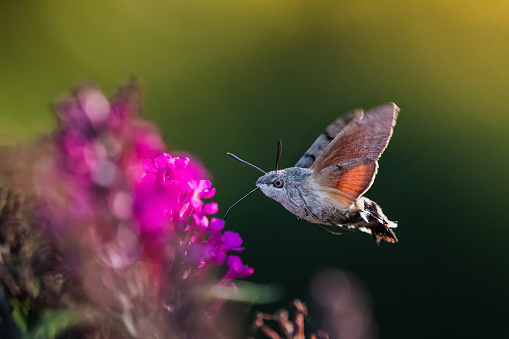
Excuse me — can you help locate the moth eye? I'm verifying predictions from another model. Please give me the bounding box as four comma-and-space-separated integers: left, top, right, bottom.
273, 178, 284, 188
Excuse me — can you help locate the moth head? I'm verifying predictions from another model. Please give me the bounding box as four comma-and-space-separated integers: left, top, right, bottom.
256, 168, 310, 204
256, 171, 286, 201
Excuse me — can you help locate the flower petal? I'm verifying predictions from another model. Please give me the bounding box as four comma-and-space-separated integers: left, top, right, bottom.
202, 202, 218, 215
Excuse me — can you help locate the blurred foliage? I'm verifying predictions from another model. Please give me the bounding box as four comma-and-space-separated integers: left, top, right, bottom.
1, 1, 509, 338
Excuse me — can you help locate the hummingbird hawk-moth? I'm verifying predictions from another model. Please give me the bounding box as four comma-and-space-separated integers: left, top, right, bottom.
227, 103, 399, 243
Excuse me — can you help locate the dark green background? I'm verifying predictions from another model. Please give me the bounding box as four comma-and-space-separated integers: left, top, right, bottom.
1, 1, 509, 338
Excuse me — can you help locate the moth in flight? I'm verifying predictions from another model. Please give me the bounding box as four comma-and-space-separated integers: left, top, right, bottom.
227, 103, 399, 243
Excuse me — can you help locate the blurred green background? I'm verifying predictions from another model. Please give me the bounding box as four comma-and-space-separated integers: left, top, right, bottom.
1, 0, 509, 338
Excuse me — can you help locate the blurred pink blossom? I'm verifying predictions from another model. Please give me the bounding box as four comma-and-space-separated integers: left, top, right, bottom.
32, 82, 252, 338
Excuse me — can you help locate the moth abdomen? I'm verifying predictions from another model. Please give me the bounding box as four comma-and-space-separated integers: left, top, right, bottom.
353, 197, 398, 243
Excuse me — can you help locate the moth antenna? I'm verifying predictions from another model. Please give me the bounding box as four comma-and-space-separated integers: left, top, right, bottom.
227, 153, 266, 174
223, 187, 259, 219
275, 139, 282, 174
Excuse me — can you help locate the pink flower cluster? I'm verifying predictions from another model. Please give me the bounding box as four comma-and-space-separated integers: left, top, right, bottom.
135, 153, 253, 280
34, 83, 252, 336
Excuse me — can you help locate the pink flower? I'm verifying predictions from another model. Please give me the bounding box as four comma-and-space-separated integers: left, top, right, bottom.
33, 82, 252, 336
225, 255, 254, 280
134, 152, 251, 269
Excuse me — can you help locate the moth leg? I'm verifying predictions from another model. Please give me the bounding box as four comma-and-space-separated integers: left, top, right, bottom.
327, 219, 355, 233
334, 224, 355, 233
303, 205, 320, 221
302, 204, 345, 235
313, 223, 343, 236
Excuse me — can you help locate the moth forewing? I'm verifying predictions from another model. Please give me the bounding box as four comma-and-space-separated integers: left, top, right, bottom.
295, 109, 364, 168
310, 103, 399, 173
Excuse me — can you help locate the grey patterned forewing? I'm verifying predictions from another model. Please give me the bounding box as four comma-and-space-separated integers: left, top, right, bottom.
295, 109, 363, 168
